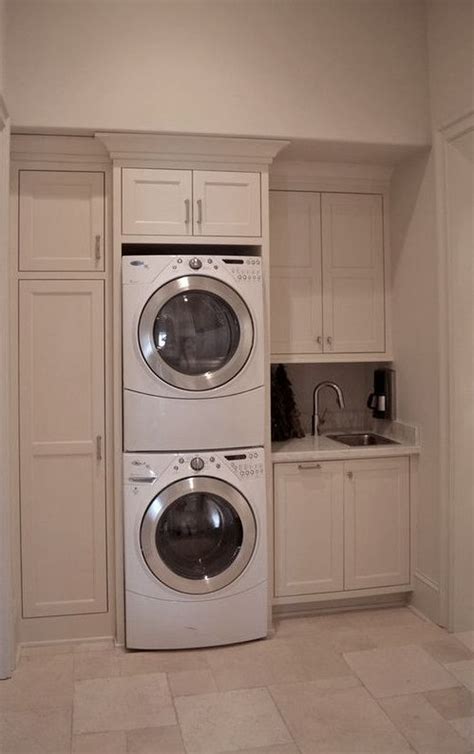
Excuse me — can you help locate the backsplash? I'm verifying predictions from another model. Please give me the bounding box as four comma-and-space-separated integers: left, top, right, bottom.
283, 363, 387, 435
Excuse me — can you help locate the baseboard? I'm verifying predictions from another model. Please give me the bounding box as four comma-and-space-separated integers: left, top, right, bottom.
410, 570, 442, 626
272, 592, 409, 619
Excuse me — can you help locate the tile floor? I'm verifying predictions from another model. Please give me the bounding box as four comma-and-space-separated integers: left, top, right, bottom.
1, 608, 473, 754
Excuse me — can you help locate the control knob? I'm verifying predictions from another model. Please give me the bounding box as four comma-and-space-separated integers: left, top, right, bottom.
190, 456, 205, 471
189, 257, 202, 270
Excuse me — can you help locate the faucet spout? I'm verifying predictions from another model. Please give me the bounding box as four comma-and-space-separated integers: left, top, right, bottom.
312, 381, 345, 436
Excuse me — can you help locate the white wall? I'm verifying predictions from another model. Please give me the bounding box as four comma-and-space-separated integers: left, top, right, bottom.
390, 152, 441, 620
6, 0, 430, 145
427, 0, 474, 128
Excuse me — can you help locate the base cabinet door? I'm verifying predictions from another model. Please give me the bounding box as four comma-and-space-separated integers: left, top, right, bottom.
274, 461, 344, 597
19, 280, 107, 618
344, 457, 410, 590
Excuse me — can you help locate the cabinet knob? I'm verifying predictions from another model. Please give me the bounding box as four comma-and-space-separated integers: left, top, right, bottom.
347, 471, 353, 480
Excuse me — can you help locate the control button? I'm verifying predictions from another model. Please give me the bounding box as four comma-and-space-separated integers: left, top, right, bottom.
216, 463, 221, 469
179, 457, 185, 464
209, 456, 215, 463
190, 456, 205, 471
177, 258, 183, 263
207, 258, 213, 264
189, 257, 202, 270
173, 465, 179, 471
214, 265, 218, 270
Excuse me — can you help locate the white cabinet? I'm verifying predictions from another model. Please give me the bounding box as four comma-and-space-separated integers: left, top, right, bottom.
274, 461, 344, 596
19, 280, 107, 618
273, 456, 410, 600
269, 191, 323, 354
344, 458, 410, 589
269, 190, 386, 358
19, 170, 105, 271
122, 168, 261, 237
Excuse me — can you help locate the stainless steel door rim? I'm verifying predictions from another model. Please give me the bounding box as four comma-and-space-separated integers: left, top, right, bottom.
140, 476, 257, 595
138, 275, 254, 391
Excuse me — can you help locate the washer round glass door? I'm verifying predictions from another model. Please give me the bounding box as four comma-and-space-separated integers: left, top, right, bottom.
140, 477, 257, 594
138, 276, 254, 391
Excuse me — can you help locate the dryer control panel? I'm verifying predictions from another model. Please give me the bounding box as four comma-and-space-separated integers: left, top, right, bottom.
223, 450, 265, 479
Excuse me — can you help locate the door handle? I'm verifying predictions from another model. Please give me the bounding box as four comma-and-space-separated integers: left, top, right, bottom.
94, 235, 101, 262
196, 199, 203, 225
184, 198, 190, 225
96, 435, 103, 461
298, 463, 322, 470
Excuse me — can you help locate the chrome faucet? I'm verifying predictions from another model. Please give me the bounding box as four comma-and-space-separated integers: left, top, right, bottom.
312, 381, 345, 436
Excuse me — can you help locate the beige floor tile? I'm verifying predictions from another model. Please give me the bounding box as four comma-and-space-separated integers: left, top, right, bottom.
168, 668, 217, 696
20, 642, 74, 659
269, 682, 411, 753
118, 648, 207, 676
72, 730, 127, 752
456, 631, 474, 652
450, 716, 474, 746
73, 639, 115, 653
126, 725, 186, 753
0, 707, 72, 754
73, 672, 176, 733
424, 686, 474, 719
445, 660, 474, 691
367, 622, 447, 648
175, 687, 292, 754
0, 654, 74, 712
236, 746, 300, 754
344, 644, 460, 698
324, 627, 377, 654
422, 637, 474, 664
380, 693, 471, 753
74, 650, 120, 680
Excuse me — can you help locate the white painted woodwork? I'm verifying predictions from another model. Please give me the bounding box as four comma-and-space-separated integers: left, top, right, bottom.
274, 461, 344, 597
122, 168, 192, 235
193, 171, 261, 236
344, 457, 410, 590
269, 191, 323, 354
19, 280, 107, 618
19, 171, 105, 271
321, 193, 385, 353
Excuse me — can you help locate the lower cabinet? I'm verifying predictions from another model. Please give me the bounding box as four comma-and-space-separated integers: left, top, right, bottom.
274, 456, 410, 599
19, 280, 107, 618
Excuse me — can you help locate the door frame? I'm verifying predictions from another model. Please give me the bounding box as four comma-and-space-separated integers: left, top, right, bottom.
0, 94, 14, 678
436, 110, 474, 631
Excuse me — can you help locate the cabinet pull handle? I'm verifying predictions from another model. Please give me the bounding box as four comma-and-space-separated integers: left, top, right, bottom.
347, 471, 353, 480
298, 463, 322, 470
196, 198, 203, 225
316, 336, 322, 345
184, 198, 190, 224
326, 336, 333, 346
94, 234, 101, 262
96, 435, 103, 461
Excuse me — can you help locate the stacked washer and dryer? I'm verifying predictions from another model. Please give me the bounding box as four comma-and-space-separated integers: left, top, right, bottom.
122, 252, 267, 649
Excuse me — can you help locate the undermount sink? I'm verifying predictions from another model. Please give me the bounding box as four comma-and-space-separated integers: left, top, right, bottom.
326, 432, 400, 447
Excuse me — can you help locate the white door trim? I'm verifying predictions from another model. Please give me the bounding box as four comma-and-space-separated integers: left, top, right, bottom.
436, 109, 474, 631
0, 94, 14, 678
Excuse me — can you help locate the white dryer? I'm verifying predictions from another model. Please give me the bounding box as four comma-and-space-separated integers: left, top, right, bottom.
122, 253, 264, 451
124, 448, 267, 649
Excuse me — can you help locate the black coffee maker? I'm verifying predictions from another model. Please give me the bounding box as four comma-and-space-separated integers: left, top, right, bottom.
367, 368, 396, 420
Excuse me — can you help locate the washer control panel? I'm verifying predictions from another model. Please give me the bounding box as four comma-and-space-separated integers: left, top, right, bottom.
223, 450, 264, 479
224, 258, 262, 284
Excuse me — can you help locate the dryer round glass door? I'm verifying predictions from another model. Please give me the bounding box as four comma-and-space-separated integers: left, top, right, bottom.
140, 477, 257, 594
138, 276, 254, 391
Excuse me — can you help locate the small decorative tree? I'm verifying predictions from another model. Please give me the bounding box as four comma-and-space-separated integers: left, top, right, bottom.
271, 365, 305, 441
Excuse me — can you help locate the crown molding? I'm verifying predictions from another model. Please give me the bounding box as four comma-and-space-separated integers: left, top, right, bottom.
270, 159, 393, 193
95, 132, 289, 166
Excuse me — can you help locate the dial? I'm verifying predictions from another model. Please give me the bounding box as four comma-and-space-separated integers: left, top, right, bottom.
190, 456, 205, 471
189, 257, 202, 270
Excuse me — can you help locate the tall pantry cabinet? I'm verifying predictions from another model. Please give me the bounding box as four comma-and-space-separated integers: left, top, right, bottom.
11, 144, 114, 643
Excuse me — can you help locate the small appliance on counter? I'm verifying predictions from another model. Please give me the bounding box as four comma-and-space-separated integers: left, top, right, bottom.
367, 368, 396, 420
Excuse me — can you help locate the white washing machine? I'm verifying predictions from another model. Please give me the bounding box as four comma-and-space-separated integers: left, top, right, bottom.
122, 253, 265, 451
124, 448, 267, 649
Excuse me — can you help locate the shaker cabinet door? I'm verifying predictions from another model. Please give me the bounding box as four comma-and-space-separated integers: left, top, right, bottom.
122, 168, 192, 236
343, 457, 410, 590
19, 170, 105, 271
274, 461, 344, 597
269, 191, 323, 354
193, 171, 261, 237
321, 193, 385, 353
19, 280, 107, 618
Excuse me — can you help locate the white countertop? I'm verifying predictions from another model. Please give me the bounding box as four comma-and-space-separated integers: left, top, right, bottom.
272, 432, 420, 463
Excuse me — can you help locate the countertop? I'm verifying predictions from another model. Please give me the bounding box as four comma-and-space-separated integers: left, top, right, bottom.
272, 427, 420, 463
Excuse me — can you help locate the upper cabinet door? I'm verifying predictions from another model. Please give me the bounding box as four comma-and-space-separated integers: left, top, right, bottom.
321, 193, 385, 353
19, 171, 105, 271
122, 168, 192, 236
269, 191, 323, 354
193, 171, 261, 237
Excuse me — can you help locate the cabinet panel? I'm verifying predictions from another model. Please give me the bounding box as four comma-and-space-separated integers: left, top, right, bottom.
274, 462, 344, 596
193, 171, 261, 236
19, 171, 105, 271
122, 168, 192, 235
344, 458, 410, 590
321, 193, 385, 353
19, 280, 107, 617
269, 191, 322, 353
